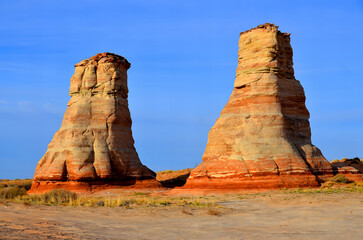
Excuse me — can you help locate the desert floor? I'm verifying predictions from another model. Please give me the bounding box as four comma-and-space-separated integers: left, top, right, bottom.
0, 191, 362, 240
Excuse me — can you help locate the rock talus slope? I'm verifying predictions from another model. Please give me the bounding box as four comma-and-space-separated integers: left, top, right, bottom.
182, 24, 334, 191
29, 53, 160, 193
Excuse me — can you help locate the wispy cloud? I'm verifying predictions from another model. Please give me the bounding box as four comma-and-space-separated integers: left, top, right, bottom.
17, 101, 32, 106
0, 62, 35, 73
295, 66, 358, 74
0, 100, 64, 116
42, 102, 65, 116
0, 67, 24, 72
312, 109, 363, 123
16, 101, 34, 112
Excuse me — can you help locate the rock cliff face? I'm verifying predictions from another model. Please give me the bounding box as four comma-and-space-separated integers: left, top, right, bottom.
29, 53, 160, 193
183, 24, 333, 190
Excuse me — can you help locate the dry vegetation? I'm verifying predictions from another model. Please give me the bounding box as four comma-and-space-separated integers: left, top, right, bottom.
0, 179, 32, 199
15, 191, 219, 209
1, 168, 361, 210
0, 180, 219, 209
0, 177, 362, 210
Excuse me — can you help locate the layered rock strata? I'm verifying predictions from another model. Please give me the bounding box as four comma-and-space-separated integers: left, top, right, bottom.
331, 158, 363, 182
29, 53, 160, 193
183, 24, 334, 191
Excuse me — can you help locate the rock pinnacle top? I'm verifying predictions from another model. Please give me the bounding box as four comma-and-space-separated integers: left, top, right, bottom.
240, 23, 290, 37
75, 52, 131, 69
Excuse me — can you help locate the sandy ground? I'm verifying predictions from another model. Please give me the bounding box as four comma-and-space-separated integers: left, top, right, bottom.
0, 192, 362, 240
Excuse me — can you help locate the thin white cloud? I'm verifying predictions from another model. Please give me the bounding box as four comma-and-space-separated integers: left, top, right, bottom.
0, 100, 65, 116
16, 101, 34, 112
17, 101, 32, 107
312, 109, 363, 122
296, 66, 358, 74
42, 102, 64, 116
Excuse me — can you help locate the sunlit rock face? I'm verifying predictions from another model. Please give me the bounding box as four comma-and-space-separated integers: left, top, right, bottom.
29, 53, 160, 193
183, 24, 333, 191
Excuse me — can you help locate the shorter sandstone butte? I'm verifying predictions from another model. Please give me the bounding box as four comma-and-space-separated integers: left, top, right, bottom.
331, 158, 363, 182
178, 24, 335, 192
29, 52, 161, 194
156, 169, 193, 188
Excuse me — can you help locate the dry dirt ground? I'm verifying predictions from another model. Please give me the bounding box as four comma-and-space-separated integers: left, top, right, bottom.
0, 192, 362, 240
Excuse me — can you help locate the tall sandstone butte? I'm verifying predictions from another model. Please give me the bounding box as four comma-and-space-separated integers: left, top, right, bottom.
183, 24, 334, 190
29, 53, 160, 193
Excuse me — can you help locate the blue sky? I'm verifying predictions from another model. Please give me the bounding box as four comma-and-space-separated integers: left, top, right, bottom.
1, 0, 362, 179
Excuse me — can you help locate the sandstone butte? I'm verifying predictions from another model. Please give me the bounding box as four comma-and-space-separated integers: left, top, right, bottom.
29, 53, 161, 194
179, 23, 362, 192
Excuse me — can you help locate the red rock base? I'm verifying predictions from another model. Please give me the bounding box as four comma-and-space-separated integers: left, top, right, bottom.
170, 173, 334, 195
28, 179, 163, 194
184, 175, 320, 189
339, 173, 363, 182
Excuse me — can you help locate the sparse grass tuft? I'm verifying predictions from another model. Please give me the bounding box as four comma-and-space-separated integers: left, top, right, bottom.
283, 184, 363, 194
95, 201, 105, 207
207, 208, 222, 216
21, 189, 78, 205
321, 181, 335, 188
132, 192, 150, 196
181, 208, 193, 215
159, 200, 170, 206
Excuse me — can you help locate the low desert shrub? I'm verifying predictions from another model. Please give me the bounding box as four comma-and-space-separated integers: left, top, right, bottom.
26, 189, 78, 205
44, 189, 78, 204
0, 179, 32, 190
118, 199, 136, 207
21, 182, 32, 190
0, 186, 27, 199
328, 174, 350, 184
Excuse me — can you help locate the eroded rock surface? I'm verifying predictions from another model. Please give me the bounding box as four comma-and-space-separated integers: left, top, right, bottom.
182, 24, 334, 190
29, 53, 160, 193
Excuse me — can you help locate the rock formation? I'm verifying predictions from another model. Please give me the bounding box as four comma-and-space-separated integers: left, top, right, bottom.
182, 24, 334, 191
331, 158, 363, 182
29, 52, 160, 193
